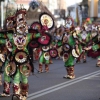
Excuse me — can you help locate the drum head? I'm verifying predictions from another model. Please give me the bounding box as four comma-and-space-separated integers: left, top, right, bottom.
31, 22, 42, 31
5, 62, 16, 77
14, 51, 28, 64
62, 43, 71, 52
39, 12, 54, 30
20, 63, 31, 77
42, 46, 50, 52
63, 53, 69, 62
49, 48, 58, 58
72, 49, 79, 58
37, 32, 52, 46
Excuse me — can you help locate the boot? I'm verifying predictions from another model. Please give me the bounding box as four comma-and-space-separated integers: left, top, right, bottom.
67, 66, 75, 79
13, 83, 20, 95
45, 64, 49, 73
20, 83, 29, 100
38, 64, 43, 73
0, 81, 10, 96
12, 83, 21, 99
96, 59, 100, 67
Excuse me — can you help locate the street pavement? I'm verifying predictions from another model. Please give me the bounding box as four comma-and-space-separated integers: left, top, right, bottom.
0, 56, 100, 100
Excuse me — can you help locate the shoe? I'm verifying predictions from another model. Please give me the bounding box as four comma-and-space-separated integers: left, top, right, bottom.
67, 75, 75, 79
63, 75, 69, 79
20, 95, 27, 100
38, 70, 43, 73
0, 93, 10, 97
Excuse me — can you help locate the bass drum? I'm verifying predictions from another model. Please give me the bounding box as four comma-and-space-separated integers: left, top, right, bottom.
62, 43, 71, 52
39, 12, 54, 30
42, 46, 50, 52
5, 61, 16, 77
63, 53, 69, 62
30, 22, 42, 31
44, 52, 50, 60
37, 32, 52, 46
20, 63, 32, 77
72, 48, 80, 58
29, 39, 40, 49
49, 48, 58, 58
14, 51, 28, 65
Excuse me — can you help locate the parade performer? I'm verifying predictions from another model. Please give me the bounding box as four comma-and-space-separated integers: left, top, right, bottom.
38, 43, 58, 73
61, 17, 84, 79
84, 24, 100, 67
61, 17, 76, 79
0, 8, 41, 100
62, 32, 76, 79
87, 24, 100, 58
75, 25, 91, 63
38, 46, 50, 73
36, 12, 55, 73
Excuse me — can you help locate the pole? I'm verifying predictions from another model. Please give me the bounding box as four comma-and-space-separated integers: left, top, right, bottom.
1, 1, 4, 29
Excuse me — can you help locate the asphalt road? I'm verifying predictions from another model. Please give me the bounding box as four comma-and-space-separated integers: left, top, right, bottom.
0, 56, 100, 100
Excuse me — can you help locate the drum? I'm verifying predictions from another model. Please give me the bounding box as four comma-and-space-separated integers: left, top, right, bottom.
5, 61, 16, 77
14, 51, 28, 64
63, 53, 69, 62
39, 12, 54, 30
49, 48, 58, 58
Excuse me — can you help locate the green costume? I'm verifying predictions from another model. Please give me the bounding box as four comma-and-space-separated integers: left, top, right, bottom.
0, 32, 40, 99
0, 7, 41, 100
76, 31, 91, 63
62, 34, 76, 79
64, 35, 75, 67
38, 46, 50, 73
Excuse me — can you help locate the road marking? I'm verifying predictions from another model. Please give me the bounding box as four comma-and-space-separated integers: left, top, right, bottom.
83, 75, 100, 79
27, 70, 100, 100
